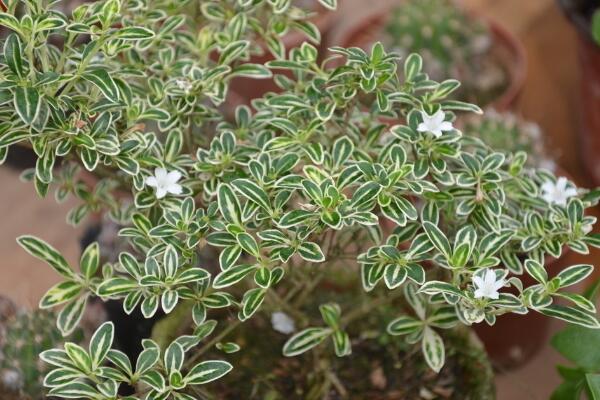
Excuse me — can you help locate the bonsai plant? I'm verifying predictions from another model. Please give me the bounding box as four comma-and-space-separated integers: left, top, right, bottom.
333, 0, 526, 110
0, 0, 600, 399
557, 0, 600, 185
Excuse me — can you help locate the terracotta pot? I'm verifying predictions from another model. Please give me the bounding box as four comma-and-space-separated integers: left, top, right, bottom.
228, 5, 338, 103
331, 7, 526, 111
557, 0, 600, 185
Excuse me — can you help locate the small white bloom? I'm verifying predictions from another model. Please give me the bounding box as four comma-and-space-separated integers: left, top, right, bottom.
473, 269, 505, 300
175, 79, 193, 94
541, 177, 577, 206
271, 311, 295, 334
417, 110, 454, 138
145, 167, 183, 199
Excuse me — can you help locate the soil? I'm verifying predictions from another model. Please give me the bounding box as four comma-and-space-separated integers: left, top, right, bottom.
200, 317, 494, 400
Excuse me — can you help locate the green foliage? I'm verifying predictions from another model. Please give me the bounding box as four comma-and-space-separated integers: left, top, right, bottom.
0, 309, 80, 399
551, 280, 600, 400
1, 0, 599, 398
593, 9, 600, 46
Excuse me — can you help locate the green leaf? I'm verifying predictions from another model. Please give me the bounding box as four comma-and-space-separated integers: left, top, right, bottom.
524, 259, 548, 284
136, 347, 159, 375
49, 382, 99, 398
422, 222, 452, 260
279, 209, 314, 228
17, 235, 74, 278
586, 374, 600, 400
213, 264, 256, 289
351, 181, 382, 209
164, 342, 184, 373
0, 129, 29, 147
14, 86, 40, 124
422, 327, 445, 373
419, 281, 463, 297
540, 305, 600, 329
384, 264, 408, 289
557, 264, 593, 288
97, 277, 138, 296
218, 183, 242, 225
332, 330, 351, 357
89, 322, 114, 368
552, 325, 600, 370
219, 40, 249, 65
80, 242, 100, 280
232, 179, 271, 211
57, 296, 87, 335
317, 0, 337, 10
387, 315, 423, 336
236, 232, 260, 257
184, 360, 233, 385
298, 242, 325, 262
231, 63, 272, 78
82, 69, 120, 101
113, 26, 155, 40
319, 303, 341, 328
65, 342, 92, 373
40, 281, 81, 308
283, 327, 332, 357
240, 288, 266, 320
404, 53, 422, 82
4, 34, 24, 77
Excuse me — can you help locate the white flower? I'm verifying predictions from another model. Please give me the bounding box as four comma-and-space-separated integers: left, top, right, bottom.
271, 311, 295, 334
473, 269, 505, 300
145, 167, 183, 199
417, 110, 454, 138
541, 177, 577, 206
175, 79, 193, 94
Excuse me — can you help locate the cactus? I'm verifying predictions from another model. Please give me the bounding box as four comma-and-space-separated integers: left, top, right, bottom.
385, 0, 506, 104
463, 110, 555, 170
0, 309, 79, 399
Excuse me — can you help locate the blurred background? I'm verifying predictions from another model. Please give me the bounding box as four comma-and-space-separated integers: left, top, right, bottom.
1, 0, 600, 398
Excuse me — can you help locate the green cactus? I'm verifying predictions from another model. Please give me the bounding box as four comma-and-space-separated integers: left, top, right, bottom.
0, 309, 79, 399
385, 0, 506, 105
463, 110, 554, 170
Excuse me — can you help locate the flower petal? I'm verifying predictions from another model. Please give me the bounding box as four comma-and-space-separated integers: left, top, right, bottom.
145, 176, 158, 188
167, 183, 183, 195
156, 187, 167, 199
155, 167, 167, 180
166, 170, 182, 184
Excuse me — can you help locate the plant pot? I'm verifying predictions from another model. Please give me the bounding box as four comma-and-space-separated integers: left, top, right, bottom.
557, 0, 600, 185
200, 318, 494, 399
228, 5, 337, 103
331, 7, 526, 111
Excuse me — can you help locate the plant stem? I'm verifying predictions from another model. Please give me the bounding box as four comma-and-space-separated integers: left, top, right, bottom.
185, 320, 241, 368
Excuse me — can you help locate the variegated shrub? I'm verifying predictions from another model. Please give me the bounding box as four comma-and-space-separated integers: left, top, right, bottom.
1, 0, 599, 398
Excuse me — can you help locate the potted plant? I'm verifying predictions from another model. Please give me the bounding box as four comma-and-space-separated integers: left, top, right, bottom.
557, 0, 600, 186
332, 0, 526, 110
1, 0, 600, 399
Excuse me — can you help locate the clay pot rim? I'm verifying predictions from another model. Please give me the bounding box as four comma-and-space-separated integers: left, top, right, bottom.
331, 5, 527, 111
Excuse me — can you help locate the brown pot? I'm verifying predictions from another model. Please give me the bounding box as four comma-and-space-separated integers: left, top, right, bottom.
330, 7, 526, 111
557, 0, 600, 185
228, 5, 338, 103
